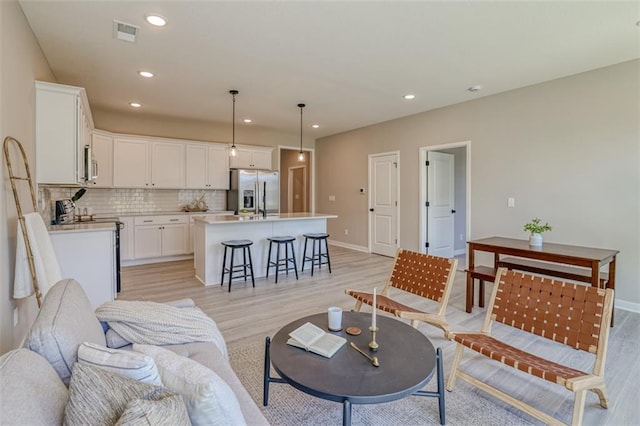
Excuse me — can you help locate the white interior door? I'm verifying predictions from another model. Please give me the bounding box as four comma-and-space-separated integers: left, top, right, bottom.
369, 153, 398, 257
427, 151, 454, 257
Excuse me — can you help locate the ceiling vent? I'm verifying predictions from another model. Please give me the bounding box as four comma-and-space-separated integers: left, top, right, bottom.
113, 20, 139, 43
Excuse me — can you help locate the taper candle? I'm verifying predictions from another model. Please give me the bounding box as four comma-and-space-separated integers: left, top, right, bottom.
372, 288, 377, 329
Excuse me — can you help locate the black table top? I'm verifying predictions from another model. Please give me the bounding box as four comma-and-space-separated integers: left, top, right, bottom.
270, 311, 436, 405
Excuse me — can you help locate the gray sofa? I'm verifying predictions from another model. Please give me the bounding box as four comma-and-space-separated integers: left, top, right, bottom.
0, 278, 268, 425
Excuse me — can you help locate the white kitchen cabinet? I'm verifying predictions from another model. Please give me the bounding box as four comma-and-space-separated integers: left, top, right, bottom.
230, 146, 272, 169
151, 141, 185, 188
113, 137, 150, 188
186, 143, 229, 189
35, 81, 94, 185
49, 228, 115, 309
134, 216, 188, 259
119, 217, 134, 261
91, 132, 113, 187
114, 137, 186, 188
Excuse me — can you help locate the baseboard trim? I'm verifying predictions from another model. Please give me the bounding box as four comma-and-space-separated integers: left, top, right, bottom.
615, 299, 640, 314
122, 254, 193, 267
454, 249, 466, 256
328, 240, 369, 253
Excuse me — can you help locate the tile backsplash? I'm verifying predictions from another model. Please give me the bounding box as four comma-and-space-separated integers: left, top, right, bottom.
39, 187, 227, 222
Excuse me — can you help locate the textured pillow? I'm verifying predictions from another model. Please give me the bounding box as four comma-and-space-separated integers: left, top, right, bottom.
133, 344, 246, 426
115, 395, 190, 426
64, 363, 178, 426
24, 278, 106, 384
106, 328, 131, 348
77, 342, 162, 385
1, 349, 68, 425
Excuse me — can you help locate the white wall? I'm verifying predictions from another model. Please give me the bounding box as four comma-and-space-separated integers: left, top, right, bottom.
316, 60, 640, 307
0, 0, 56, 353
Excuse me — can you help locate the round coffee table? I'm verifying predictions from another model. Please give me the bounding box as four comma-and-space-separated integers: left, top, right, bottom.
263, 311, 445, 425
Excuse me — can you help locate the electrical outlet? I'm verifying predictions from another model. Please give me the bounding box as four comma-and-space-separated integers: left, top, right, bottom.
13, 308, 18, 326
344, 229, 349, 235
459, 234, 463, 241
329, 195, 336, 201
507, 197, 515, 208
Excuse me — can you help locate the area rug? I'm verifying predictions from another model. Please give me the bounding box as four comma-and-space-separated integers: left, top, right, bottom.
229, 341, 538, 426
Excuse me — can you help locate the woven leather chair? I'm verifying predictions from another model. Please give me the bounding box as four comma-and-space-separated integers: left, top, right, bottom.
345, 248, 458, 333
447, 268, 614, 426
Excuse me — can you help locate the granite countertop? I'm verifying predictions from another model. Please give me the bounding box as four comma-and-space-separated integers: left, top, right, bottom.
194, 212, 338, 224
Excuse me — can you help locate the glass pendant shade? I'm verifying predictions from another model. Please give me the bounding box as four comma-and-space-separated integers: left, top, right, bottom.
298, 103, 305, 162
229, 90, 238, 157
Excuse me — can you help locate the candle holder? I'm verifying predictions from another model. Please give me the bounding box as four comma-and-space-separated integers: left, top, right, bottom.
368, 326, 379, 352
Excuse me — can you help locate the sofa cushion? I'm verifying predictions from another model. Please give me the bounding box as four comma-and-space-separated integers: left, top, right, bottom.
78, 342, 163, 385
133, 344, 246, 426
24, 278, 106, 384
163, 342, 269, 425
64, 362, 182, 425
0, 349, 68, 425
115, 395, 190, 426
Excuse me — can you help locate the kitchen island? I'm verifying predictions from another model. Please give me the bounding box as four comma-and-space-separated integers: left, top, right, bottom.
193, 213, 337, 286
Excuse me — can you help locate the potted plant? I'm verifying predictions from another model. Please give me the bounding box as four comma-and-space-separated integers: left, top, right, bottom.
523, 218, 552, 247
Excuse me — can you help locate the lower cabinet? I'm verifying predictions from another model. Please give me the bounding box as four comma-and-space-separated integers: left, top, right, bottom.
134, 216, 188, 259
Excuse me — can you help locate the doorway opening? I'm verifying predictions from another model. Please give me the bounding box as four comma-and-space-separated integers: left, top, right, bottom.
419, 142, 470, 261
279, 147, 313, 213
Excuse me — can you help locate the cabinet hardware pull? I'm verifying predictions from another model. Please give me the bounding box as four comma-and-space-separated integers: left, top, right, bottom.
170, 219, 178, 222
143, 220, 152, 223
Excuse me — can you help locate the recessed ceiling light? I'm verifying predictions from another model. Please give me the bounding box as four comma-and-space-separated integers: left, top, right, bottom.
468, 85, 483, 92
129, 102, 141, 108
138, 71, 154, 78
146, 14, 167, 27
311, 124, 320, 129
243, 119, 252, 123
403, 94, 416, 100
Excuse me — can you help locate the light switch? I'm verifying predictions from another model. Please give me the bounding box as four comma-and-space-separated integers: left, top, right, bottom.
507, 197, 515, 208
329, 195, 336, 201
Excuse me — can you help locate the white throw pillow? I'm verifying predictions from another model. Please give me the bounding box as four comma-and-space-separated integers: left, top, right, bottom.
77, 342, 163, 386
133, 344, 246, 426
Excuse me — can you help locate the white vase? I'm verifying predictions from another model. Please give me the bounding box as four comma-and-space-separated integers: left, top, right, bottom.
529, 233, 543, 247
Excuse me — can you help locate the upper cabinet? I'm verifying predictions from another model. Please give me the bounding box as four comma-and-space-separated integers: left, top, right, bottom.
113, 137, 185, 189
185, 143, 229, 190
230, 146, 273, 169
91, 132, 113, 187
35, 81, 94, 185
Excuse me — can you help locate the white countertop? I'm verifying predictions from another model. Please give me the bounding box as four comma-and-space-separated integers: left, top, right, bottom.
47, 222, 117, 233
94, 211, 233, 218
194, 212, 338, 224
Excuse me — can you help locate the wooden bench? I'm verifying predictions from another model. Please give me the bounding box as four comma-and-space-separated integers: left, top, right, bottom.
498, 257, 608, 287
447, 268, 614, 426
345, 248, 458, 334
465, 266, 497, 312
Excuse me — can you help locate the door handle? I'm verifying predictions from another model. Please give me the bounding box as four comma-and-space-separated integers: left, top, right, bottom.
451, 209, 456, 213
369, 208, 374, 212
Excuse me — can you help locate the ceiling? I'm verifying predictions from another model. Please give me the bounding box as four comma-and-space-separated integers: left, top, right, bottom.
19, 1, 640, 139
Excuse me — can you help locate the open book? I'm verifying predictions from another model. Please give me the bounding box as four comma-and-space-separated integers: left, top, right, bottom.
287, 322, 347, 358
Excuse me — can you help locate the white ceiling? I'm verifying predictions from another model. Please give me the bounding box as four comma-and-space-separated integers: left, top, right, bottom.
19, 1, 640, 139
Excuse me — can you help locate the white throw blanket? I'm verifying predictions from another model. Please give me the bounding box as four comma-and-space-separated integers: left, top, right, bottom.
95, 300, 228, 359
13, 212, 62, 299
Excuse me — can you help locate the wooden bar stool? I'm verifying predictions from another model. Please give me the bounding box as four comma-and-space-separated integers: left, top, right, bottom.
266, 236, 298, 283
301, 233, 331, 276
220, 239, 255, 292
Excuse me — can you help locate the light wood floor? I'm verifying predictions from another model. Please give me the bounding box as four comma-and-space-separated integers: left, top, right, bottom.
119, 246, 639, 425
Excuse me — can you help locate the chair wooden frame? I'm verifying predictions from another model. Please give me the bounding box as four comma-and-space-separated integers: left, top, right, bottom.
446, 268, 613, 426
345, 248, 458, 333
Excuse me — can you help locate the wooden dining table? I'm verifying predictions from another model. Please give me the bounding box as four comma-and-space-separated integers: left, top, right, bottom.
466, 237, 619, 323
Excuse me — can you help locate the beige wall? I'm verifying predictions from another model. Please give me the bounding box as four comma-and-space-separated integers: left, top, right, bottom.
0, 0, 56, 353
316, 60, 640, 307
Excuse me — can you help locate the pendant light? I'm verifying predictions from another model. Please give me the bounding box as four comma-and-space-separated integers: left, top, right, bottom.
229, 90, 238, 157
297, 103, 305, 162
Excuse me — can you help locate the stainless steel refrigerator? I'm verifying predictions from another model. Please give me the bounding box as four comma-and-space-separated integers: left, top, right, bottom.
227, 169, 279, 215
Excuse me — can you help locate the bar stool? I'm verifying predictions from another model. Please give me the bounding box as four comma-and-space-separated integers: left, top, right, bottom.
220, 239, 255, 292
301, 233, 332, 276
266, 236, 298, 283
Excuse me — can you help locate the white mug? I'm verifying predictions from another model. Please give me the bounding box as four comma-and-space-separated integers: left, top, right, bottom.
328, 306, 342, 331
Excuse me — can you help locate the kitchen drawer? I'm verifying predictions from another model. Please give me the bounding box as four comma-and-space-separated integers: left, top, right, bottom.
135, 215, 188, 226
